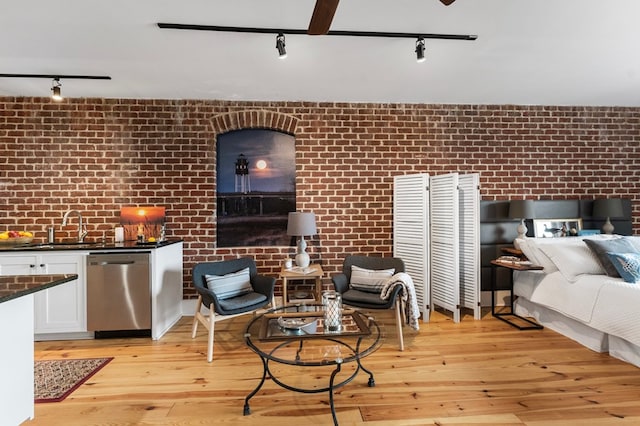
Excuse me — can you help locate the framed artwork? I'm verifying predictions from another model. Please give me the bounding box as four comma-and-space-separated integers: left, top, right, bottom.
120, 206, 165, 241
216, 129, 296, 247
533, 218, 583, 238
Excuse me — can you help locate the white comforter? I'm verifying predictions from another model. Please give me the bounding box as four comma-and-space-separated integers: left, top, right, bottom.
514, 270, 640, 347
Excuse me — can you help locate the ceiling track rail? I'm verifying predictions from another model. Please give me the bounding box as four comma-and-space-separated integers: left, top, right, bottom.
0, 74, 111, 80
157, 23, 477, 41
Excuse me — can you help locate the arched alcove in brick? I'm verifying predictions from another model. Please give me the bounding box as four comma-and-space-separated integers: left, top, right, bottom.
211, 110, 299, 136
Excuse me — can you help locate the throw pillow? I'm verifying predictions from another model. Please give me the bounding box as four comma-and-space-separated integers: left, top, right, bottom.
205, 267, 252, 300
606, 252, 640, 284
350, 265, 395, 293
538, 244, 606, 282
584, 238, 639, 277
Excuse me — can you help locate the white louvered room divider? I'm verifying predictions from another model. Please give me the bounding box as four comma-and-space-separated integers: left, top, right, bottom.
393, 172, 480, 323
458, 174, 481, 320
393, 173, 430, 321
429, 173, 461, 323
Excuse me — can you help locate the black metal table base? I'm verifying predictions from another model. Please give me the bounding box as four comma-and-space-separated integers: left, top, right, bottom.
491, 263, 543, 330
244, 339, 375, 426
493, 311, 543, 330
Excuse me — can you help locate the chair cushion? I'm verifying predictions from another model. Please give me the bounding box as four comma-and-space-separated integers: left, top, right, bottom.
342, 289, 387, 306
350, 265, 395, 293
218, 292, 268, 311
205, 267, 252, 300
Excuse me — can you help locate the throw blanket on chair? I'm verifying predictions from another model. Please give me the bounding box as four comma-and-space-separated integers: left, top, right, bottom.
380, 272, 420, 331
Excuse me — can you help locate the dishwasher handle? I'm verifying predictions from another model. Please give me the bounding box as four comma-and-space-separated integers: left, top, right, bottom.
92, 260, 137, 266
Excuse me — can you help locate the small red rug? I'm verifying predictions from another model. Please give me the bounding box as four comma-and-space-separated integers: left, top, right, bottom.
34, 357, 113, 403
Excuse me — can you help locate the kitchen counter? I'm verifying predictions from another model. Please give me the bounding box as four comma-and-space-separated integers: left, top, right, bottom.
0, 238, 182, 253
0, 273, 79, 425
0, 273, 78, 303
0, 240, 183, 341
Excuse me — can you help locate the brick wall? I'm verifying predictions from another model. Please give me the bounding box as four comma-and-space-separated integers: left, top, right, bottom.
1, 98, 638, 298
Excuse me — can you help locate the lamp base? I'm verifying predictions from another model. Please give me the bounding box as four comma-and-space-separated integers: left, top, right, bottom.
514, 220, 528, 249
295, 252, 310, 268
602, 217, 614, 235
295, 237, 310, 268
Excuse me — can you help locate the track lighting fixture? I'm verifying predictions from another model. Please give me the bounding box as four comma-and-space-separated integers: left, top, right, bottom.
276, 33, 287, 58
51, 78, 63, 101
0, 74, 111, 99
415, 37, 426, 63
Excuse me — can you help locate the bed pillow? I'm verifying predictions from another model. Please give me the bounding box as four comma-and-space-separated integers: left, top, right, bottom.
516, 238, 556, 273
606, 252, 640, 284
519, 235, 622, 274
538, 244, 606, 282
205, 267, 252, 300
583, 238, 639, 277
350, 265, 395, 293
519, 238, 584, 273
624, 236, 640, 253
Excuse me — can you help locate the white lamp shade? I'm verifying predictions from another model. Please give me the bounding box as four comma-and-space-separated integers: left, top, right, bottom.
287, 212, 317, 236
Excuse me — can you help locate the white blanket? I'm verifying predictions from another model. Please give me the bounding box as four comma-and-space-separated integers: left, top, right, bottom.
528, 271, 606, 323
380, 272, 420, 331
516, 271, 640, 347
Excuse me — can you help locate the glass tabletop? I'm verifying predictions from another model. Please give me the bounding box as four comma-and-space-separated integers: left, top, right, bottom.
244, 304, 382, 367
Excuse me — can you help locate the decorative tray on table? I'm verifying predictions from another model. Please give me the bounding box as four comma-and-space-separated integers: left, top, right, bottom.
259, 310, 371, 341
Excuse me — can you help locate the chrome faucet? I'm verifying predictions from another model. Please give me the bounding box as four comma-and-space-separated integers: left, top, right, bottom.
62, 210, 88, 243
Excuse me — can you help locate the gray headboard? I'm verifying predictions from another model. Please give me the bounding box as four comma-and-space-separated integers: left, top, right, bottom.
480, 199, 633, 291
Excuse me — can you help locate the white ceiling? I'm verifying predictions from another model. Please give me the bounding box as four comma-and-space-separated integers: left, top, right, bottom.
2, 0, 640, 106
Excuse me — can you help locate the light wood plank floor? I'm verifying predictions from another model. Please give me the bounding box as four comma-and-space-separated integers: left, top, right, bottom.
27, 308, 640, 426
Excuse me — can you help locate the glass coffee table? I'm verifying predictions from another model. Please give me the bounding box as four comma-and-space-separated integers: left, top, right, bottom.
243, 304, 382, 426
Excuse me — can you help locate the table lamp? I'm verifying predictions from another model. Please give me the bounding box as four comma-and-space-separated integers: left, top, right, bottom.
509, 200, 535, 248
593, 198, 623, 234
287, 212, 317, 268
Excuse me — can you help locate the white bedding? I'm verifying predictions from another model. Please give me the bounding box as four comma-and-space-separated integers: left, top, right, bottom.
514, 270, 640, 349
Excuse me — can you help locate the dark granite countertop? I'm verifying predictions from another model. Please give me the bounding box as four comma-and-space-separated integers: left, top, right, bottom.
0, 238, 182, 253
0, 274, 78, 304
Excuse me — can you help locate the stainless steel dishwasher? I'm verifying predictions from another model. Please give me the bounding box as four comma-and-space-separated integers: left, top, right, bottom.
86, 252, 151, 337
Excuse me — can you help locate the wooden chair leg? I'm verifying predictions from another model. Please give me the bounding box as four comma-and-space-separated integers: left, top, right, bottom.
395, 299, 404, 351
207, 304, 215, 363
191, 295, 202, 339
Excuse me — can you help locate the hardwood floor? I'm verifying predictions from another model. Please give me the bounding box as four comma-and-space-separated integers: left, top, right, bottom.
27, 308, 640, 426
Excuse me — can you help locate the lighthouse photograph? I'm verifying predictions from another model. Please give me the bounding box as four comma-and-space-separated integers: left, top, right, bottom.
216, 129, 296, 247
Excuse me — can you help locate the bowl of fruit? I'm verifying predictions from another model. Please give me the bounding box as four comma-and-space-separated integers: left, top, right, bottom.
0, 230, 34, 245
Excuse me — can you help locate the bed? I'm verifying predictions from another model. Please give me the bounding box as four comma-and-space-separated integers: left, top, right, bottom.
512, 234, 640, 368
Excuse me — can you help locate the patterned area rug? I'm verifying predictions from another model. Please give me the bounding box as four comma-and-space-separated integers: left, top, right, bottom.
34, 357, 113, 403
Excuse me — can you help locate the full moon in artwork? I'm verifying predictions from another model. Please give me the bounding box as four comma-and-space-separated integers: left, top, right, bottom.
256, 159, 267, 170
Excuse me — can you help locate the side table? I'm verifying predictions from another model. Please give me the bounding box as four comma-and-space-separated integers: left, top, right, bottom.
280, 264, 324, 305
490, 259, 544, 330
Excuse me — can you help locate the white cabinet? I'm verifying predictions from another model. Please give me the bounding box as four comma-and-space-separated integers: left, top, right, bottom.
0, 252, 86, 335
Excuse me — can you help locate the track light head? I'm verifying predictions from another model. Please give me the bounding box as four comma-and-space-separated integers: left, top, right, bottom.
51, 78, 63, 101
276, 33, 287, 59
415, 37, 426, 63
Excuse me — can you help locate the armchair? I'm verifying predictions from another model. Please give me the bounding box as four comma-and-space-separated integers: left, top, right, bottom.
332, 255, 407, 350
192, 257, 275, 362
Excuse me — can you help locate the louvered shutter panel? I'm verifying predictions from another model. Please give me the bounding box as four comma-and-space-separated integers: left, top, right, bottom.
458, 174, 481, 319
393, 173, 430, 320
430, 173, 460, 323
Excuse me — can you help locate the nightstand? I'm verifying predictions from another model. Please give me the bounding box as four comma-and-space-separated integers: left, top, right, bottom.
501, 247, 525, 259
490, 259, 544, 330
280, 264, 324, 305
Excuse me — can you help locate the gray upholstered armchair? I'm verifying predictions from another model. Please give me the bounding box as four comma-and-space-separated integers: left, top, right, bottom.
192, 257, 275, 362
332, 255, 407, 350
